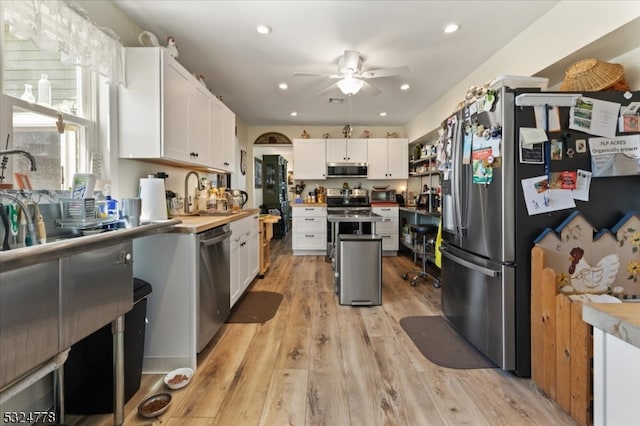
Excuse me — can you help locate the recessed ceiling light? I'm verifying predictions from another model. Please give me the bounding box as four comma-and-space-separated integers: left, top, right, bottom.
379, 112, 387, 117
290, 112, 298, 117
278, 82, 288, 90
256, 24, 272, 34
444, 23, 460, 34
400, 83, 410, 91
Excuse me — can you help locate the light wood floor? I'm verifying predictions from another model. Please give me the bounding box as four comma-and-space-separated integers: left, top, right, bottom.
68, 235, 575, 426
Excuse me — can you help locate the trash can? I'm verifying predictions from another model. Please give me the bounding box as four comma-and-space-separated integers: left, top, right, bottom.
337, 234, 382, 306
64, 278, 152, 414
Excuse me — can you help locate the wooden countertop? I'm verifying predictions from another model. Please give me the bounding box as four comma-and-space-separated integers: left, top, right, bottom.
582, 303, 640, 350
172, 209, 260, 234
290, 202, 327, 207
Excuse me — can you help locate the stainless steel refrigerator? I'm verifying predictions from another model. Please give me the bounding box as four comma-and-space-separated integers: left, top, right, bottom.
440, 87, 640, 377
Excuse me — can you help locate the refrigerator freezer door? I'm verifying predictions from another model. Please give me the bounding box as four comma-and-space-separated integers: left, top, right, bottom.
440, 242, 515, 370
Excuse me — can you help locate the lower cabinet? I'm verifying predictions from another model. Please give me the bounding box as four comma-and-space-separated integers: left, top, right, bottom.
372, 206, 399, 253
292, 206, 327, 255
230, 214, 260, 307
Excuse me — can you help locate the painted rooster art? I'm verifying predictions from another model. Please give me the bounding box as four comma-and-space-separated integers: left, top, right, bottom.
561, 246, 620, 294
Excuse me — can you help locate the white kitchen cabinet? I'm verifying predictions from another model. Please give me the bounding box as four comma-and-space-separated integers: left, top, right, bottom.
210, 96, 236, 172
119, 47, 228, 170
249, 214, 260, 278
372, 206, 399, 253
230, 215, 259, 307
293, 139, 326, 180
367, 138, 409, 179
326, 138, 368, 163
292, 206, 327, 255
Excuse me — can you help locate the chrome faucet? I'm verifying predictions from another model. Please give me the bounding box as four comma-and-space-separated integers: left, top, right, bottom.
0, 150, 37, 171
0, 192, 37, 247
184, 171, 204, 214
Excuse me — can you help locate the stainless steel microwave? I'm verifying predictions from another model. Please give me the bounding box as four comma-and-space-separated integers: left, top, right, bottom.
326, 163, 368, 177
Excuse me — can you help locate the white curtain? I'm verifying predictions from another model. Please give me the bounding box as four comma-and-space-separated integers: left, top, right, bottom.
2, 0, 124, 85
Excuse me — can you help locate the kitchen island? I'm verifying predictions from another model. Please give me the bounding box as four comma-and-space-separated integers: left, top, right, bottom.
582, 303, 640, 425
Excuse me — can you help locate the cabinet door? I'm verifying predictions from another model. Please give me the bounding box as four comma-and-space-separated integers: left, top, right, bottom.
211, 97, 236, 172
293, 139, 326, 180
367, 138, 389, 179
387, 138, 408, 179
326, 139, 347, 163
189, 82, 212, 166
221, 102, 236, 172
230, 236, 241, 307
249, 215, 260, 278
347, 138, 368, 163
163, 57, 191, 162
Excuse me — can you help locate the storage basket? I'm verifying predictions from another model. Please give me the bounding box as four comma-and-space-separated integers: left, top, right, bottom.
560, 58, 629, 92
60, 198, 96, 219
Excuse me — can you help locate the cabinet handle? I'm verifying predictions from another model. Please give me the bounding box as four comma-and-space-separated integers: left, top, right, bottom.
304, 234, 315, 237
381, 235, 391, 238
304, 218, 315, 221
304, 208, 314, 211
382, 208, 391, 211
224, 162, 230, 166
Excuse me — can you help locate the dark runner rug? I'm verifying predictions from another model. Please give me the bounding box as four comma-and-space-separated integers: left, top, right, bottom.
226, 291, 283, 323
399, 316, 496, 369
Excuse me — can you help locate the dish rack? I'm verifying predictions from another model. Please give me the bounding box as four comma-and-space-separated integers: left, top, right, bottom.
60, 198, 96, 219
57, 198, 119, 229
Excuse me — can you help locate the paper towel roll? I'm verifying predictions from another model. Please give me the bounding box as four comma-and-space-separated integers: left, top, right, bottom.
139, 178, 168, 221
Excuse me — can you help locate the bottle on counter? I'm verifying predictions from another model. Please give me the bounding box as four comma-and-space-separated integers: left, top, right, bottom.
38, 74, 51, 105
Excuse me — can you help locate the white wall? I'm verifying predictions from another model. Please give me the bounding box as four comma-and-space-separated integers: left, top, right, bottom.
405, 2, 640, 142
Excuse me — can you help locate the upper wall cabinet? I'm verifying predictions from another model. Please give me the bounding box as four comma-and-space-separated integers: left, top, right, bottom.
210, 96, 235, 173
367, 138, 408, 179
293, 138, 326, 180
326, 138, 368, 164
119, 47, 235, 171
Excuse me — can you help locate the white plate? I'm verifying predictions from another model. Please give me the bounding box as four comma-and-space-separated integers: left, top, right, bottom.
164, 367, 193, 390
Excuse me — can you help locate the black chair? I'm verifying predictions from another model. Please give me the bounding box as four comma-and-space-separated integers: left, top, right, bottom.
402, 224, 441, 288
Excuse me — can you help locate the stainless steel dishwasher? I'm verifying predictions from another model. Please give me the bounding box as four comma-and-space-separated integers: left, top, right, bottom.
197, 224, 232, 352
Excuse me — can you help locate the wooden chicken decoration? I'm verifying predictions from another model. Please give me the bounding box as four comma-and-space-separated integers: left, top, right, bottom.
166, 36, 179, 59
534, 211, 640, 298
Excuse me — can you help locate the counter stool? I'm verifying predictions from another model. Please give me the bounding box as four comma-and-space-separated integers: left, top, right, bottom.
402, 224, 440, 288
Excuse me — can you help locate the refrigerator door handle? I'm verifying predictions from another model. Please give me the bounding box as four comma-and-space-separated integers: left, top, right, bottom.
452, 120, 464, 237
440, 246, 499, 277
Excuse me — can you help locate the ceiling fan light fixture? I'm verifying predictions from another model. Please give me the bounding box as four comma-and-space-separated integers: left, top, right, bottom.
336, 76, 364, 95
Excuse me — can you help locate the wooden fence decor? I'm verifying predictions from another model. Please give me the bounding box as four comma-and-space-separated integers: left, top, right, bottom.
531, 211, 639, 426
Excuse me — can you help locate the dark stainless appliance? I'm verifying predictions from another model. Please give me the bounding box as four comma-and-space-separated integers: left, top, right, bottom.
197, 224, 232, 352
327, 162, 368, 177
371, 188, 396, 203
326, 188, 371, 244
440, 87, 640, 377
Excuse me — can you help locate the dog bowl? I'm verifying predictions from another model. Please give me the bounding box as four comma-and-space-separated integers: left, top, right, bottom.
164, 367, 193, 390
137, 392, 171, 418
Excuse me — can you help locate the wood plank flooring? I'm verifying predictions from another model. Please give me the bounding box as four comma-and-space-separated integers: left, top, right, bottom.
67, 235, 576, 425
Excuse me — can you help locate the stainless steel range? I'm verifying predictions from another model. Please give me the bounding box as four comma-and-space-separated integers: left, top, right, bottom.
326, 188, 371, 245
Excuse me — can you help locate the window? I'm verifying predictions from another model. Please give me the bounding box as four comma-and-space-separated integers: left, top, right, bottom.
1, 0, 123, 191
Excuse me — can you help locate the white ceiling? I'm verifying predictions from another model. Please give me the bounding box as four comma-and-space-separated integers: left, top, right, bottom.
112, 0, 559, 127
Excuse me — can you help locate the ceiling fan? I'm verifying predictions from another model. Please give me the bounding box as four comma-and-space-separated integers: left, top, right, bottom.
294, 50, 410, 96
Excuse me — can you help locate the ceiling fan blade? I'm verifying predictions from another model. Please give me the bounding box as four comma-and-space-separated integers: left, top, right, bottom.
360, 65, 410, 79
293, 72, 341, 78
360, 80, 382, 97
316, 82, 340, 96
